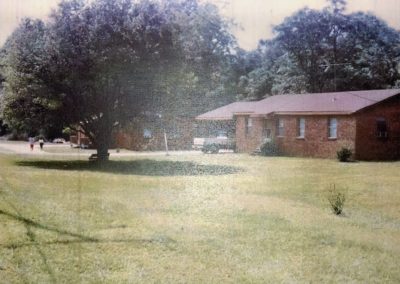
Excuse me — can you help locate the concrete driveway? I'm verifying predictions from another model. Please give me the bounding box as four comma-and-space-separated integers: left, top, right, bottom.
0, 140, 203, 157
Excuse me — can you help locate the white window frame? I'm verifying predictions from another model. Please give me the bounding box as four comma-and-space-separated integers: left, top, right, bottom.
277, 118, 284, 137
245, 116, 252, 135
247, 118, 253, 128
376, 118, 388, 138
328, 118, 337, 139
298, 117, 305, 138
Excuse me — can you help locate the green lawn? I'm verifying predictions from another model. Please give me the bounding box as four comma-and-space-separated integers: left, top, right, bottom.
0, 153, 399, 283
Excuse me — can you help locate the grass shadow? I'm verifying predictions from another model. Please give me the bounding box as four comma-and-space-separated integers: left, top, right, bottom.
0, 209, 177, 252
0, 209, 97, 242
15, 159, 242, 176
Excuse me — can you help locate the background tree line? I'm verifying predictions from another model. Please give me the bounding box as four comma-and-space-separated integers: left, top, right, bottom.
236, 0, 400, 100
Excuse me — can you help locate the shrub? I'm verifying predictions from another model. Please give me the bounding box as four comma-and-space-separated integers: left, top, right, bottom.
327, 184, 346, 215
260, 141, 279, 156
7, 130, 27, 141
337, 147, 352, 162
62, 127, 72, 136
202, 143, 219, 154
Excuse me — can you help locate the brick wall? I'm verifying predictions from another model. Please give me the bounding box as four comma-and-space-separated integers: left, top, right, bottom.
235, 114, 357, 158
355, 96, 400, 160
275, 115, 356, 158
235, 116, 265, 152
114, 116, 195, 151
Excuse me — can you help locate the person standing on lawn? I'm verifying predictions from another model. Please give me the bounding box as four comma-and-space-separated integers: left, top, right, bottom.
39, 138, 44, 150
28, 137, 35, 151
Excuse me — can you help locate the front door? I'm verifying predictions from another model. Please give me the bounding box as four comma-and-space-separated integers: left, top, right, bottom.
263, 120, 272, 142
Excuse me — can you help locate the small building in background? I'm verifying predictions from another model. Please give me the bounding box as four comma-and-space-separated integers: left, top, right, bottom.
69, 112, 209, 152
70, 130, 91, 148
114, 113, 195, 151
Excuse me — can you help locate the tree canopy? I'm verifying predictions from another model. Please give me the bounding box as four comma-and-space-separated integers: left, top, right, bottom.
238, 0, 400, 100
1, 0, 400, 155
1, 0, 236, 159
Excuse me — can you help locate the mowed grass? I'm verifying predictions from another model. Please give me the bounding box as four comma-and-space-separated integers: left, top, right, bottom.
0, 153, 399, 283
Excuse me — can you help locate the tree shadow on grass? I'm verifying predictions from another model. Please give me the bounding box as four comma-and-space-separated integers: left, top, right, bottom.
15, 159, 242, 176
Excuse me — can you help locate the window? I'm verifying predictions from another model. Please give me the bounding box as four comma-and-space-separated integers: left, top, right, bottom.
328, 118, 337, 138
245, 117, 252, 135
277, 118, 284, 137
298, 118, 305, 138
376, 118, 388, 138
143, 128, 152, 139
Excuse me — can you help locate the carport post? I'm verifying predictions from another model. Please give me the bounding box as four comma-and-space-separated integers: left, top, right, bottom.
158, 113, 169, 156
164, 130, 169, 156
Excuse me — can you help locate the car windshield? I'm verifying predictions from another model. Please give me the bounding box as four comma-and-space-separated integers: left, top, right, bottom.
217, 131, 227, 138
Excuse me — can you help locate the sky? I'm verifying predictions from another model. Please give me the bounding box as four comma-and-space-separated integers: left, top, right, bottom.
0, 0, 400, 50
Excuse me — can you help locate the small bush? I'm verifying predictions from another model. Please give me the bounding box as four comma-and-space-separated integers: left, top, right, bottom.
7, 130, 28, 141
337, 147, 352, 162
327, 184, 346, 215
260, 141, 279, 156
202, 143, 219, 154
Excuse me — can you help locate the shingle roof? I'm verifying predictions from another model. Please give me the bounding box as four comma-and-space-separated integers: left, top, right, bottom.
196, 101, 257, 120
196, 89, 400, 120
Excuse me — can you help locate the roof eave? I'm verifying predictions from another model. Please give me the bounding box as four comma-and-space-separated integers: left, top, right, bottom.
232, 112, 255, 115
195, 116, 233, 121
271, 111, 354, 116
353, 92, 400, 114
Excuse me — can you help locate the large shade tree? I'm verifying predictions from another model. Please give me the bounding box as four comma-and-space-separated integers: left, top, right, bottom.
238, 0, 400, 99
1, 0, 235, 160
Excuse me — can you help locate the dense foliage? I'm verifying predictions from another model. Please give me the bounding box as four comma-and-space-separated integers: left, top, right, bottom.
238, 0, 400, 100
260, 141, 280, 156
0, 0, 236, 159
337, 147, 353, 162
1, 0, 399, 157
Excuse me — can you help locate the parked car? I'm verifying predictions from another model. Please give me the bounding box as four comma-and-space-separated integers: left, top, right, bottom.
53, 138, 66, 143
193, 135, 235, 153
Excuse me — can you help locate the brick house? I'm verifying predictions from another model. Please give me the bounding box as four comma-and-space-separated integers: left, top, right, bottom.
196, 89, 400, 160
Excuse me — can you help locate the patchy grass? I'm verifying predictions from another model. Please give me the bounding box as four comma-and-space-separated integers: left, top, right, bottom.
0, 153, 399, 283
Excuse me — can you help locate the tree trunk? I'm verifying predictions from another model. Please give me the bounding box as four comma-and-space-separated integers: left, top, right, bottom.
93, 126, 112, 162
96, 143, 110, 161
